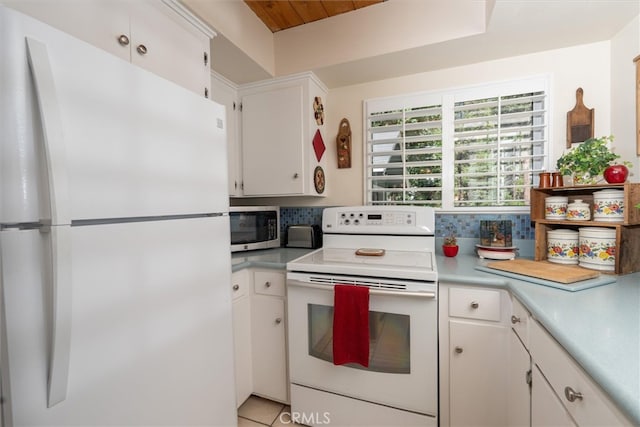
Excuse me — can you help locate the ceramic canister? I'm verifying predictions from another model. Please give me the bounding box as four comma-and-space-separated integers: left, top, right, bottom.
547, 229, 579, 264
544, 196, 568, 220
593, 189, 624, 222
566, 199, 591, 221
578, 227, 616, 271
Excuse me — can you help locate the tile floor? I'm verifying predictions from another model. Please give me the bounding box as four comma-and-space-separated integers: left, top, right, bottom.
237, 395, 300, 427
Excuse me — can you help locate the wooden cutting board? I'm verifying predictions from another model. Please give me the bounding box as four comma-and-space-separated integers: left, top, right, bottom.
566, 87, 594, 148
486, 259, 599, 284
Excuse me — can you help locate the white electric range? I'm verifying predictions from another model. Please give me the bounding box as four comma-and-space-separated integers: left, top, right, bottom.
286, 206, 438, 426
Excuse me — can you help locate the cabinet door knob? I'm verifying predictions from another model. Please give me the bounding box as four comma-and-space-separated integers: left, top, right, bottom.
454, 346, 463, 354
117, 34, 130, 46
293, 173, 299, 179
265, 281, 271, 288
511, 315, 521, 324
564, 386, 583, 402
136, 44, 148, 55
233, 284, 239, 291
275, 317, 282, 325
470, 301, 479, 309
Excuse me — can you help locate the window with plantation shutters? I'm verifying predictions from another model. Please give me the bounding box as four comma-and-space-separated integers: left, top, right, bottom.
365, 77, 549, 210
366, 95, 444, 207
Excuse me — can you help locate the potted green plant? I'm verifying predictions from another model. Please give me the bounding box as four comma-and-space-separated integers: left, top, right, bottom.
556, 136, 630, 185
442, 232, 459, 257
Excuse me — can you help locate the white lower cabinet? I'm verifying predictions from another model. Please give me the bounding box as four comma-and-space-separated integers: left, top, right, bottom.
441, 290, 633, 427
529, 319, 632, 426
508, 331, 532, 427
439, 283, 511, 426
231, 268, 289, 405
231, 269, 252, 408
532, 365, 577, 426
251, 295, 288, 402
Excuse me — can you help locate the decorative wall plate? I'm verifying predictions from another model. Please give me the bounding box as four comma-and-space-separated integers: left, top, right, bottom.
314, 166, 325, 194
313, 96, 324, 125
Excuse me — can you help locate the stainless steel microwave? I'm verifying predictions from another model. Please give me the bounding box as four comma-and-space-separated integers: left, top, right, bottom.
229, 206, 280, 252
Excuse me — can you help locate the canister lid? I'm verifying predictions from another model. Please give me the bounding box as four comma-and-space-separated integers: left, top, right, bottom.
545, 196, 568, 202
593, 189, 624, 198
548, 229, 578, 238
579, 227, 616, 238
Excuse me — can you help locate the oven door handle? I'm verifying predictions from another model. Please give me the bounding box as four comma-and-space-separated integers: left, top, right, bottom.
288, 281, 436, 299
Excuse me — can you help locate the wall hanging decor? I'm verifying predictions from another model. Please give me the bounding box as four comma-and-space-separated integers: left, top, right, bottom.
313, 96, 324, 126
336, 118, 352, 168
566, 87, 594, 148
312, 129, 325, 162
313, 166, 325, 194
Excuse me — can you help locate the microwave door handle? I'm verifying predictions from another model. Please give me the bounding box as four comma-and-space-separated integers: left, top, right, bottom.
288, 281, 436, 299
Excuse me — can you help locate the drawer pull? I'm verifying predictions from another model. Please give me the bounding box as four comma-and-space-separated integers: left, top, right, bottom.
564, 386, 583, 402
470, 301, 479, 309
275, 317, 282, 325
233, 284, 239, 291
511, 315, 521, 324
265, 281, 271, 288
454, 346, 463, 354
136, 44, 148, 55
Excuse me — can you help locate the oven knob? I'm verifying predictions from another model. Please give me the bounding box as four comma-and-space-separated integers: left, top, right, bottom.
354, 219, 360, 225
344, 219, 350, 225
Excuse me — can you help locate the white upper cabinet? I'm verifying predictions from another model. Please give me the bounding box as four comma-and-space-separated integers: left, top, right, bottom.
211, 72, 241, 196
4, 0, 214, 97
239, 72, 328, 197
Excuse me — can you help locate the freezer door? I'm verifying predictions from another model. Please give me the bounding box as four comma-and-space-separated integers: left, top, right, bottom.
1, 7, 228, 225
0, 216, 236, 426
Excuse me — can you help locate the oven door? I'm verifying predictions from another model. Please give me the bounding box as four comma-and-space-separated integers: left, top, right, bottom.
286, 272, 438, 416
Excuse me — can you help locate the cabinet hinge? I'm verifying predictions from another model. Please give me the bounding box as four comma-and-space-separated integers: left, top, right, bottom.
204, 87, 209, 98
204, 51, 208, 66
239, 102, 243, 112
233, 102, 236, 111
526, 369, 532, 387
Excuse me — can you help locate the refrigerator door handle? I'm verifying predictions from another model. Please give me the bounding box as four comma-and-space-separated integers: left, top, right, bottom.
46, 226, 72, 408
25, 37, 73, 407
25, 37, 71, 227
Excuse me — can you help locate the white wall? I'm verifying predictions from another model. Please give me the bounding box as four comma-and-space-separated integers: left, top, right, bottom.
244, 41, 613, 207
611, 15, 640, 177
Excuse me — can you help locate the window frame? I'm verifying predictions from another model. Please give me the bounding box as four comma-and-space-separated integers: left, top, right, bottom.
363, 75, 551, 213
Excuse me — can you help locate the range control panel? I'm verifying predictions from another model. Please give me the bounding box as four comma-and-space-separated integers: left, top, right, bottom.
336, 210, 415, 227
322, 206, 435, 236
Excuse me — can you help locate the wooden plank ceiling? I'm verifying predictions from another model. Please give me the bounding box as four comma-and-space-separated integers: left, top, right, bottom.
244, 1, 385, 32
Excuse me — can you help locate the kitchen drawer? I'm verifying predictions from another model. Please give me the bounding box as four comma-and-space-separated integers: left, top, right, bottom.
510, 296, 530, 347
254, 270, 285, 297
231, 269, 249, 301
529, 320, 631, 426
449, 287, 501, 321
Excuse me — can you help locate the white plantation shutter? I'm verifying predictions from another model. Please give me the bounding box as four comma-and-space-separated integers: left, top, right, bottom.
365, 77, 548, 210
366, 96, 443, 206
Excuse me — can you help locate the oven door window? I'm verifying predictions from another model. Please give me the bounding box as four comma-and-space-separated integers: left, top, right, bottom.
307, 304, 410, 374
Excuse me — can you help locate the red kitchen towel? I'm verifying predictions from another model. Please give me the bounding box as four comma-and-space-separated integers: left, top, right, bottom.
332, 284, 370, 367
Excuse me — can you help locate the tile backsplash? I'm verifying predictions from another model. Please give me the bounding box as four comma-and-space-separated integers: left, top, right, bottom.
279, 207, 534, 244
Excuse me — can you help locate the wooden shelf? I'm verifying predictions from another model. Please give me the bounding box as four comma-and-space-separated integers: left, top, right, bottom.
530, 183, 640, 275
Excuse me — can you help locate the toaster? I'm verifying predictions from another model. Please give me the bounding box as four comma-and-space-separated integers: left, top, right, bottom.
285, 224, 322, 249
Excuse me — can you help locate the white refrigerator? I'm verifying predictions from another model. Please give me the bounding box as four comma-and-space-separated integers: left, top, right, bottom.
0, 6, 237, 426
